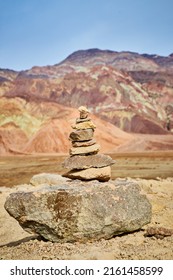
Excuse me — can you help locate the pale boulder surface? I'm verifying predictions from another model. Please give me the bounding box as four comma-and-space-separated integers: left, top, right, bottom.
4, 177, 151, 243
30, 173, 68, 186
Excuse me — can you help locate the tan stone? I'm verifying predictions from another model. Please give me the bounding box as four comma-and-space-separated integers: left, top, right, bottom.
70, 143, 100, 155
63, 166, 111, 181
72, 139, 96, 147
80, 112, 88, 119
69, 129, 94, 142
63, 154, 115, 169
76, 117, 91, 123
72, 120, 96, 130
30, 173, 68, 186
78, 106, 89, 119
78, 106, 89, 113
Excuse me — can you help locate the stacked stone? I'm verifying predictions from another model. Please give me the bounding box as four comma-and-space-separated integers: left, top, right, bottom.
62, 106, 115, 181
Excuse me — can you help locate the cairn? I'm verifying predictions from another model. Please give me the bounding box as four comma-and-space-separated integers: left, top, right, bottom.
4, 106, 152, 244
62, 106, 115, 181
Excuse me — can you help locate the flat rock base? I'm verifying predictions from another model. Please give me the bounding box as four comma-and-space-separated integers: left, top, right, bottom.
62, 154, 115, 169
63, 166, 111, 181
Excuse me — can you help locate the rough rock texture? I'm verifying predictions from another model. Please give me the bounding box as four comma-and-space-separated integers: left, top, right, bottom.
4, 177, 152, 243
70, 143, 100, 155
72, 139, 96, 147
63, 154, 115, 169
1, 177, 173, 259
72, 120, 96, 130
63, 166, 111, 181
145, 227, 173, 239
69, 129, 94, 142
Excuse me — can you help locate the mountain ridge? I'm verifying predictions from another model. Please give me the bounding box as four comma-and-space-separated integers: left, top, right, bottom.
0, 48, 173, 154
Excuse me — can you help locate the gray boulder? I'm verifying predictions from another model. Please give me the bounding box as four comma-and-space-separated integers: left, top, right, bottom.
4, 177, 152, 243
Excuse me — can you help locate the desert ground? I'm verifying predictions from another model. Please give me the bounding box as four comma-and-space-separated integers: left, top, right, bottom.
0, 152, 173, 260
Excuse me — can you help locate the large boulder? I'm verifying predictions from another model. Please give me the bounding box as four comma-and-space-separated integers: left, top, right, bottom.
4, 175, 152, 243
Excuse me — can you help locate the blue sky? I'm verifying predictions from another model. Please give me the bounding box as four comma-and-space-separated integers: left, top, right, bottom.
1, 0, 173, 70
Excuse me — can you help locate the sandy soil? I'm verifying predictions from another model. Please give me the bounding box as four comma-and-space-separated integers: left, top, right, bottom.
0, 177, 173, 260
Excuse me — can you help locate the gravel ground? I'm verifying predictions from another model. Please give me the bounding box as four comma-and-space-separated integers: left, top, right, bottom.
0, 178, 173, 260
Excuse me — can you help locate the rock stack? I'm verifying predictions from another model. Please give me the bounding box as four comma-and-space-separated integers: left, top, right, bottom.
62, 106, 115, 181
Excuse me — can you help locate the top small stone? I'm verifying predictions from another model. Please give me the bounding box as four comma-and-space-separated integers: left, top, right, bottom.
78, 106, 89, 119
78, 106, 89, 113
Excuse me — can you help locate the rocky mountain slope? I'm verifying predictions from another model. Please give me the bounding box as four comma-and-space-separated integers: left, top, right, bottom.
0, 49, 173, 154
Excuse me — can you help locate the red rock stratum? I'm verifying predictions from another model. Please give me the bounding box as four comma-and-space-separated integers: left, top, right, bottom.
1, 49, 173, 154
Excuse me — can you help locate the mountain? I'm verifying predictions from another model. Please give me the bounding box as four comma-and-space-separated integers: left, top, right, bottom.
0, 98, 133, 154
0, 48, 173, 154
